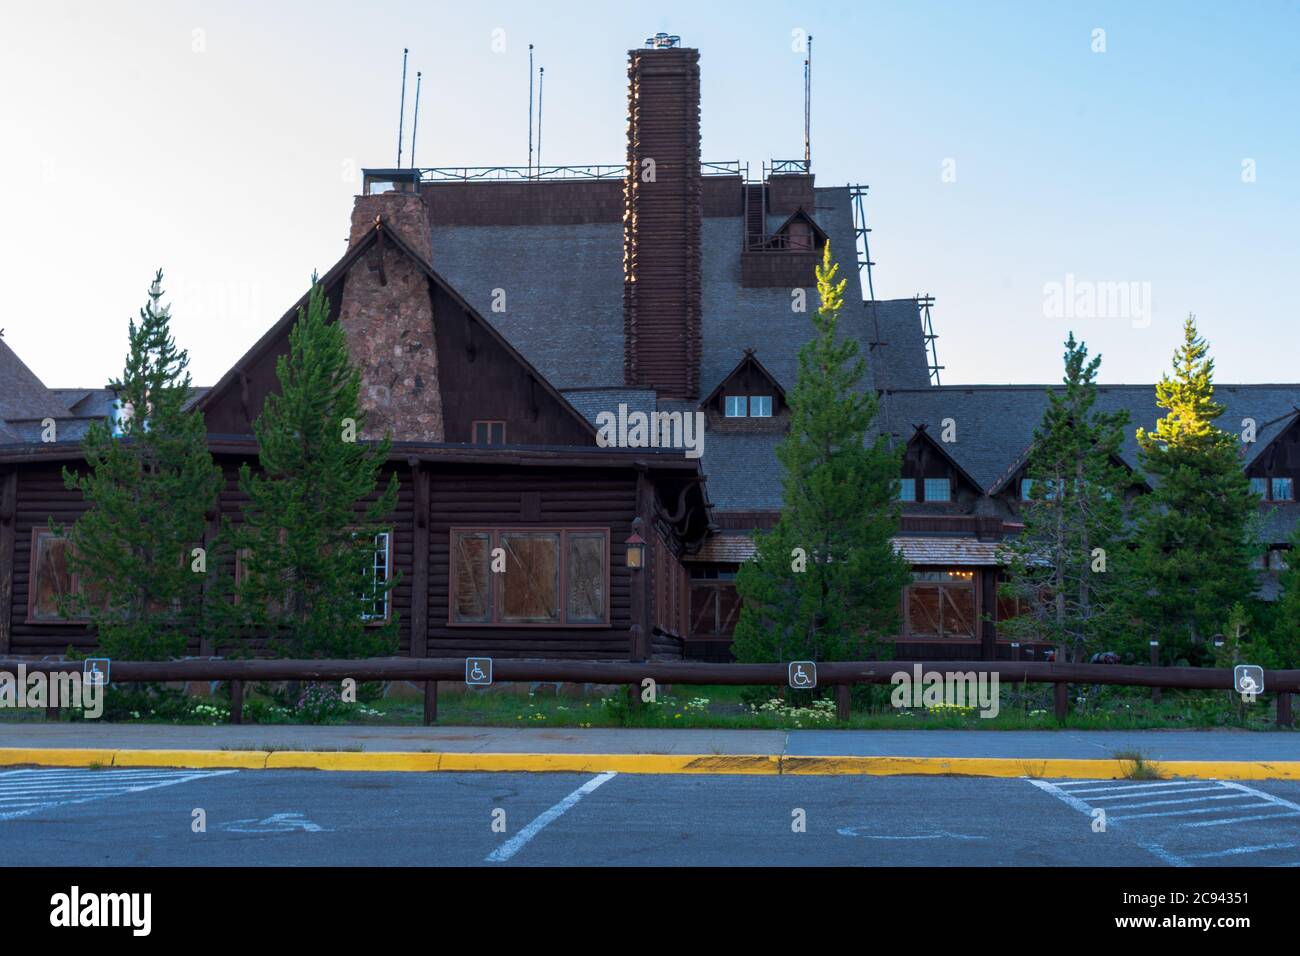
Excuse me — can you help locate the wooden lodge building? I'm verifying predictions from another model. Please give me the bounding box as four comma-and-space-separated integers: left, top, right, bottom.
2, 38, 1298, 664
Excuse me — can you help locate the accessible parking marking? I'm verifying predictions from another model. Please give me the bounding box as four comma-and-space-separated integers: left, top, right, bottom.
0, 767, 237, 821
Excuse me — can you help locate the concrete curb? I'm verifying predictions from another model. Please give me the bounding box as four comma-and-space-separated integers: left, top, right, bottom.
1, 747, 1298, 779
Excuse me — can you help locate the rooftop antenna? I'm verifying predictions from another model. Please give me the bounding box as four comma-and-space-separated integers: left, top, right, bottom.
803, 35, 813, 169
410, 71, 422, 169
528, 43, 535, 178
396, 48, 409, 168
536, 66, 545, 172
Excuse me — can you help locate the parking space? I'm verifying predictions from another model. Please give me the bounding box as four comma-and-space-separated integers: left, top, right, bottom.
1, 767, 1298, 866
1028, 777, 1300, 866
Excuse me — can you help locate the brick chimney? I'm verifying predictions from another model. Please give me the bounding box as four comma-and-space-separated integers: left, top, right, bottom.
338, 188, 444, 441
622, 40, 702, 401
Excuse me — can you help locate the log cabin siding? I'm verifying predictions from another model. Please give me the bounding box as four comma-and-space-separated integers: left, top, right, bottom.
426, 466, 639, 659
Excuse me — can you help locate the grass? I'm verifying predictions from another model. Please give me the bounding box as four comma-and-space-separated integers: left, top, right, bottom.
6, 681, 1292, 732
1112, 749, 1163, 779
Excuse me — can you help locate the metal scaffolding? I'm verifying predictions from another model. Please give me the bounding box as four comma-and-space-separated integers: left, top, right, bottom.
917, 294, 943, 385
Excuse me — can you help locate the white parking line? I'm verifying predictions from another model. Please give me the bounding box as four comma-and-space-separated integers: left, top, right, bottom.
485, 772, 617, 863
0, 768, 237, 821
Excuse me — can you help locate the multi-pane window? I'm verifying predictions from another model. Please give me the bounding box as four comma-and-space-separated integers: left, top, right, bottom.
904, 569, 976, 639
896, 479, 917, 502
749, 395, 773, 417
922, 478, 951, 502
1250, 477, 1269, 498
360, 532, 392, 622
1272, 477, 1295, 501
472, 420, 506, 446
450, 528, 609, 626
725, 396, 747, 418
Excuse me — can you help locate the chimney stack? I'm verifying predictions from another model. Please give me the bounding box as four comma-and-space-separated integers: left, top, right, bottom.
622, 40, 702, 401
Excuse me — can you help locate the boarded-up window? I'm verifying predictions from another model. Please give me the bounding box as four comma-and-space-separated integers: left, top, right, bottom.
567, 533, 607, 623
904, 570, 977, 639
450, 528, 608, 626
501, 532, 560, 623
27, 530, 79, 622
453, 532, 493, 623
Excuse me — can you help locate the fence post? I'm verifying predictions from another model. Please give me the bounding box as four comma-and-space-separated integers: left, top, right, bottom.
229, 680, 243, 724
423, 681, 438, 725
1278, 692, 1294, 729
1149, 641, 1161, 706
836, 684, 851, 722
1053, 681, 1068, 722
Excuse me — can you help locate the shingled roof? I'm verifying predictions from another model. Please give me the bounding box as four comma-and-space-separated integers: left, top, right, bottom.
0, 337, 74, 427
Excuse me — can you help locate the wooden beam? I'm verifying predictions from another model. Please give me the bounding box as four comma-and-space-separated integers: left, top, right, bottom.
409, 461, 429, 658
0, 470, 16, 655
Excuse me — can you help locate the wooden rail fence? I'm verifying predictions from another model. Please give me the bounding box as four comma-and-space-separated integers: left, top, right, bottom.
5, 657, 1297, 728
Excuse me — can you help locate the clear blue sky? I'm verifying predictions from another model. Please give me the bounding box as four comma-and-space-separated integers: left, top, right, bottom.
2, 0, 1297, 388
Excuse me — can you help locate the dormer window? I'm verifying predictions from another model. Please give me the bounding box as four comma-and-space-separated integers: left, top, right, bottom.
725, 396, 746, 418
704, 350, 787, 424
1251, 476, 1295, 501
473, 420, 506, 446
749, 395, 772, 417
923, 478, 951, 502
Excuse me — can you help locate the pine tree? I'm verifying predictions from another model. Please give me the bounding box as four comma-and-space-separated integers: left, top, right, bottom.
229, 280, 400, 659
1269, 526, 1300, 667
1125, 315, 1256, 663
732, 244, 911, 663
997, 334, 1132, 663
60, 271, 224, 660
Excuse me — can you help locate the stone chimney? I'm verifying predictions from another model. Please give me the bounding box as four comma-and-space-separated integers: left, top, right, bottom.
622, 41, 702, 401
338, 188, 444, 441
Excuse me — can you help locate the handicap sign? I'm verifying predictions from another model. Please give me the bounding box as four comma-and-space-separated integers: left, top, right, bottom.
1234, 664, 1264, 701
83, 658, 110, 686
466, 657, 493, 686
788, 661, 816, 690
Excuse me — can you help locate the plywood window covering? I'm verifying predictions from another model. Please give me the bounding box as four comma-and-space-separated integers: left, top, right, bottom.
449, 528, 610, 627
26, 530, 86, 623
472, 420, 507, 446
904, 569, 977, 639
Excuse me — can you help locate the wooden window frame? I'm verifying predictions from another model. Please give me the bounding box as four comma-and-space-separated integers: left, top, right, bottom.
472, 420, 507, 446
897, 477, 918, 502
1270, 477, 1295, 502
360, 530, 394, 625
901, 568, 979, 641
25, 528, 90, 625
448, 526, 611, 628
724, 395, 747, 418
748, 395, 773, 418
922, 477, 951, 503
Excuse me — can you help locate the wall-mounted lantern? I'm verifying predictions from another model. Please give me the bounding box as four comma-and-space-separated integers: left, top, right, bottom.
625, 518, 646, 570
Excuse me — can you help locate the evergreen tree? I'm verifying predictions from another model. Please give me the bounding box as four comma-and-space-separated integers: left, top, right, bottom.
998, 334, 1132, 663
60, 270, 224, 660
229, 280, 400, 659
1125, 315, 1256, 663
1269, 525, 1300, 667
732, 244, 911, 663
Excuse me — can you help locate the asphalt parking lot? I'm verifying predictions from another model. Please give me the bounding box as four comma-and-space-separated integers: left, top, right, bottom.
2, 767, 1298, 866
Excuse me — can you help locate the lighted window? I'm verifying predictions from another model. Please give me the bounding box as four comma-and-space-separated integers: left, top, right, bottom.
473, 420, 506, 446
896, 479, 916, 502
1272, 477, 1295, 501
450, 528, 609, 627
922, 478, 951, 502
749, 395, 773, 417
725, 396, 747, 418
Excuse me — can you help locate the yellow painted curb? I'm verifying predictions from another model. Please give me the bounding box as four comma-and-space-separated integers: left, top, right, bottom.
0, 747, 1296, 780
0, 748, 119, 768
113, 749, 271, 770
436, 752, 780, 775
264, 751, 443, 772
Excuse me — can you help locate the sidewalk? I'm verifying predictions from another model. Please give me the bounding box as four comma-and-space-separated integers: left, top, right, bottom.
0, 723, 1297, 779
2, 722, 1299, 760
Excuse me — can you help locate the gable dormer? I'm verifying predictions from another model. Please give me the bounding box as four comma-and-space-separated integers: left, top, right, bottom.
1245, 409, 1300, 512
699, 349, 787, 431
769, 207, 829, 254
897, 425, 983, 508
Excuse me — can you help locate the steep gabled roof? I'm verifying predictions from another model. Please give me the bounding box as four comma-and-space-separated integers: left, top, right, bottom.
905, 423, 985, 496
195, 216, 597, 441
0, 337, 74, 423
1243, 406, 1300, 470
769, 206, 829, 245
